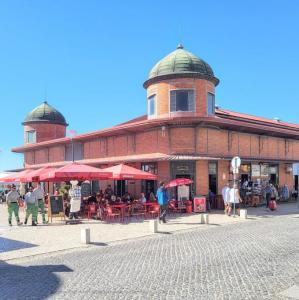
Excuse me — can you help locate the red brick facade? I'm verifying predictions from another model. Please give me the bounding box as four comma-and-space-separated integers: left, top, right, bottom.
12, 50, 299, 197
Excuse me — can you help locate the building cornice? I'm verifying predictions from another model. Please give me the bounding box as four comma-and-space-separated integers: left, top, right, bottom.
12, 113, 299, 153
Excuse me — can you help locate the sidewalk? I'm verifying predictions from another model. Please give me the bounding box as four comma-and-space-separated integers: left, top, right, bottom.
0, 202, 298, 262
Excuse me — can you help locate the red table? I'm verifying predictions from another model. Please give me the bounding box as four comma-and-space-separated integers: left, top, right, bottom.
110, 203, 127, 221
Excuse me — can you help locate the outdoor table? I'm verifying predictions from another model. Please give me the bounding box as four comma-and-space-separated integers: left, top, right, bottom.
110, 203, 127, 221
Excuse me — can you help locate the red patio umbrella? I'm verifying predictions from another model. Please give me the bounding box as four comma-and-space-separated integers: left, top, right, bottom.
39, 162, 112, 182
165, 178, 193, 188
19, 167, 57, 182
101, 163, 157, 180
0, 169, 33, 183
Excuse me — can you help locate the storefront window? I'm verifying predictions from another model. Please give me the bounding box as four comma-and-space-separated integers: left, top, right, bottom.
208, 162, 217, 194
141, 163, 157, 174
251, 164, 261, 177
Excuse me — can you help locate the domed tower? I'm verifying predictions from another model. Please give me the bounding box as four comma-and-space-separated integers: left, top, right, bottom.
23, 101, 68, 144
143, 44, 219, 119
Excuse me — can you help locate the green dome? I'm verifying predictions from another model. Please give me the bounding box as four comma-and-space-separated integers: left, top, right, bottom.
23, 101, 68, 126
144, 44, 219, 88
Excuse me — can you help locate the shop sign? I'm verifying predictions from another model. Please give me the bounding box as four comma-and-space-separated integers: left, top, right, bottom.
269, 166, 278, 174
176, 165, 190, 172
231, 156, 241, 174
194, 196, 206, 213
251, 164, 260, 177
261, 164, 269, 176
178, 185, 189, 200
81, 181, 91, 197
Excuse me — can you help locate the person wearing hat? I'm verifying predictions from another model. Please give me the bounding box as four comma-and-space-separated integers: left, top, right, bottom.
6, 184, 22, 226
24, 186, 38, 226
34, 183, 47, 224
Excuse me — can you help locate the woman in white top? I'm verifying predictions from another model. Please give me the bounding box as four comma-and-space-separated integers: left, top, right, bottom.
228, 187, 242, 216
221, 183, 230, 215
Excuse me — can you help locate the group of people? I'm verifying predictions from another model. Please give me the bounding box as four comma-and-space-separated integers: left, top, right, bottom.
221, 183, 243, 216
6, 183, 47, 226
62, 183, 158, 221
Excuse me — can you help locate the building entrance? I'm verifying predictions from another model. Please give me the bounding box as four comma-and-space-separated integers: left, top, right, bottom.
170, 161, 195, 198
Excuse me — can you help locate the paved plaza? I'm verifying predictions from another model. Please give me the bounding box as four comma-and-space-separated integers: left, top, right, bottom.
0, 203, 299, 299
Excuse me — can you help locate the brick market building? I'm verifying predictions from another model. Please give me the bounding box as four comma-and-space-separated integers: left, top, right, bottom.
12, 44, 299, 198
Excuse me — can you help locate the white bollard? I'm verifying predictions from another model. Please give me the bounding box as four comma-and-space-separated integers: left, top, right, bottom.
81, 228, 90, 244
203, 214, 209, 224
200, 214, 205, 224
240, 209, 247, 219
149, 219, 158, 233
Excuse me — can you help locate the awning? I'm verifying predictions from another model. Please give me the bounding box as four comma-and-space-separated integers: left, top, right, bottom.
0, 169, 33, 182
101, 163, 157, 180
20, 167, 57, 182
39, 162, 113, 182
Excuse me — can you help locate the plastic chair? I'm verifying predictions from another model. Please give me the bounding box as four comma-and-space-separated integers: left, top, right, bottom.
87, 204, 97, 220
168, 200, 179, 215
105, 206, 121, 222
148, 204, 160, 219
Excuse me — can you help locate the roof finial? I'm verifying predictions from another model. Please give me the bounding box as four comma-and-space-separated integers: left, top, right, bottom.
177, 43, 184, 49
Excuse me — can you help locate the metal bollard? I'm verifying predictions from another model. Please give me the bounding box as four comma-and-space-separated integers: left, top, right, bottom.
203, 213, 209, 224
149, 219, 158, 233
240, 209, 247, 219
81, 228, 90, 244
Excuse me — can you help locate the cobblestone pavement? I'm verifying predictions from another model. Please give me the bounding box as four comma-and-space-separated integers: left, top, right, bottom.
1, 214, 299, 300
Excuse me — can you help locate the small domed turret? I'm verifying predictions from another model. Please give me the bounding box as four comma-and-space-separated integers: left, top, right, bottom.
144, 44, 219, 88
23, 101, 67, 126
23, 101, 68, 144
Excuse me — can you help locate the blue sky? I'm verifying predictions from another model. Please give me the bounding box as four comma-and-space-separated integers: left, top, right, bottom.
0, 0, 298, 171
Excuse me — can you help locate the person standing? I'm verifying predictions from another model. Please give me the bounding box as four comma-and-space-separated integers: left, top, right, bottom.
6, 184, 22, 226
156, 182, 168, 223
221, 183, 230, 215
24, 186, 38, 226
34, 183, 47, 224
228, 186, 242, 216
265, 183, 272, 210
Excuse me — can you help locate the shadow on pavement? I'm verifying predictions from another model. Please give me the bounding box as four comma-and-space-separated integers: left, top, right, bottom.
90, 242, 108, 246
0, 237, 37, 253
0, 261, 72, 299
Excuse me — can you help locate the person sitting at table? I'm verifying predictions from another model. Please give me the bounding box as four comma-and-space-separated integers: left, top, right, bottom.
104, 185, 114, 199
96, 193, 102, 204
139, 192, 147, 204
149, 192, 156, 202
116, 196, 122, 203
109, 194, 117, 204
122, 192, 131, 203
87, 193, 97, 204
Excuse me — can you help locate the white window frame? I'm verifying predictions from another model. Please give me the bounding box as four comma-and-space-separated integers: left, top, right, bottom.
148, 94, 157, 117
169, 89, 195, 113
207, 92, 215, 115
26, 130, 36, 144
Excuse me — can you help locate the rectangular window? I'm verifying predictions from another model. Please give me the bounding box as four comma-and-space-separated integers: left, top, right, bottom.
148, 95, 156, 116
207, 93, 215, 115
26, 131, 36, 144
65, 142, 83, 161
208, 162, 217, 194
170, 90, 195, 112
